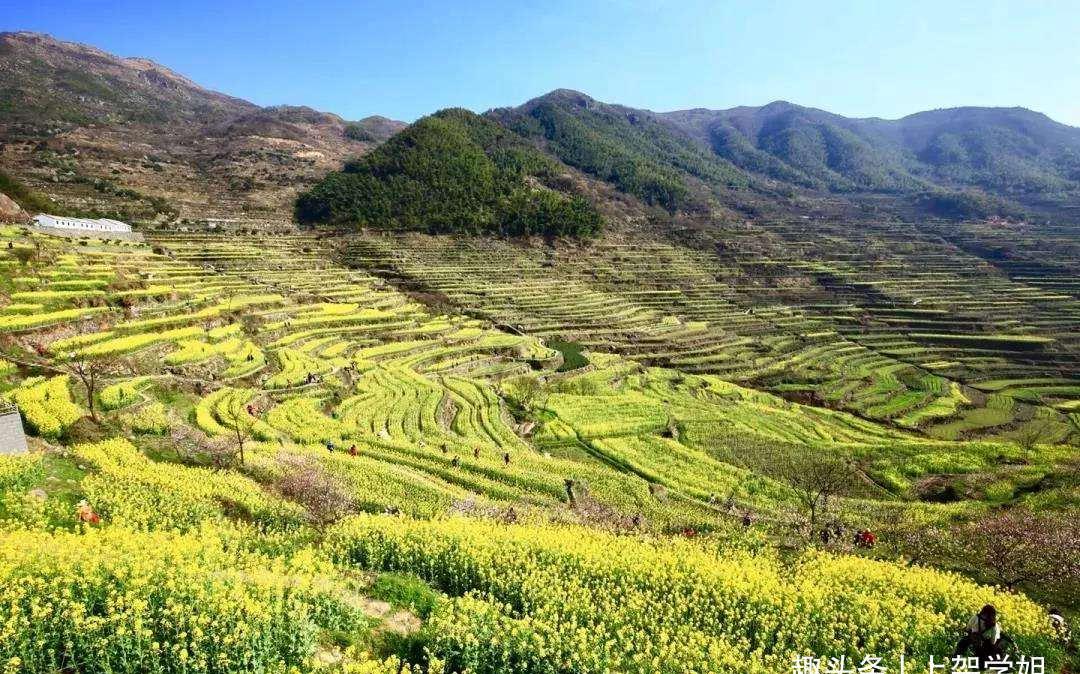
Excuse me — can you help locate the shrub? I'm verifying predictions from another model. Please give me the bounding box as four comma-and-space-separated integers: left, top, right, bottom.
123, 401, 170, 435
371, 572, 439, 619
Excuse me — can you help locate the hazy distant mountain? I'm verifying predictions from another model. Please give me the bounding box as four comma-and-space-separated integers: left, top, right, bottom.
0, 32, 404, 221
344, 116, 408, 143
661, 101, 1080, 199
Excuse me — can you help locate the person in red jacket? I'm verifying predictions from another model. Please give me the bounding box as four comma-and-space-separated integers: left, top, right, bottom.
75, 499, 101, 525
854, 529, 877, 548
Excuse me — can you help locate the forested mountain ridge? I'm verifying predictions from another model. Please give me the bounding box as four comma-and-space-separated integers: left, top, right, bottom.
295, 108, 602, 237
661, 100, 1080, 201
480, 89, 1080, 226
487, 89, 751, 214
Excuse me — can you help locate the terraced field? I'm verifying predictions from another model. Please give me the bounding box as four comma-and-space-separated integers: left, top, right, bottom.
339, 222, 1080, 445
0, 225, 1075, 673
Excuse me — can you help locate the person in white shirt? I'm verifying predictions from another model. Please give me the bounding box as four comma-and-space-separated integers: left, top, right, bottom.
954, 604, 1012, 666
1049, 608, 1070, 646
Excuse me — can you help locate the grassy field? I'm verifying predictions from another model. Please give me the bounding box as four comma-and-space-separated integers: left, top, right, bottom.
0, 225, 1075, 673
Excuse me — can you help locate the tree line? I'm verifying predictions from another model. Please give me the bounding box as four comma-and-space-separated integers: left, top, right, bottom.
296, 109, 601, 238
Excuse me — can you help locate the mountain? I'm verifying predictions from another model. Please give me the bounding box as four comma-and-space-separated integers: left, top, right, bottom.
662, 102, 919, 192
0, 32, 404, 222
3, 32, 1078, 229
661, 101, 1080, 204
0, 31, 253, 127
344, 116, 407, 143
487, 89, 751, 215
296, 108, 601, 237
484, 90, 1080, 224
298, 89, 1080, 238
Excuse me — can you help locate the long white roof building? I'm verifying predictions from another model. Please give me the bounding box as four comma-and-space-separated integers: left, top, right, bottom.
32, 214, 132, 233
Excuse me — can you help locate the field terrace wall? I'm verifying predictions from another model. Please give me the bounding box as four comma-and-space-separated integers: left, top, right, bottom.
0, 226, 1072, 538
338, 227, 1079, 444
709, 220, 1080, 426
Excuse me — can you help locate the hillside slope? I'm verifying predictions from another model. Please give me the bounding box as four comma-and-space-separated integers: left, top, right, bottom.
0, 226, 1072, 671
296, 108, 602, 237
0, 32, 404, 222
485, 89, 1080, 223
488, 89, 752, 215
662, 101, 1080, 206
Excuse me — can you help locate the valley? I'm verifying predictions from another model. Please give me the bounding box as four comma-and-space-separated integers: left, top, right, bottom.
0, 28, 1076, 674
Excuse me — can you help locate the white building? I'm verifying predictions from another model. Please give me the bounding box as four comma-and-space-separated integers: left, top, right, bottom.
32, 214, 132, 233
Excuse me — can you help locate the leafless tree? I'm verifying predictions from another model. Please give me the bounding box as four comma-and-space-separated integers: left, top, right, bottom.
778, 451, 854, 538
239, 313, 262, 337
228, 401, 264, 466
63, 356, 115, 422
950, 508, 1080, 594
16, 328, 129, 423
1012, 417, 1060, 451
274, 453, 355, 524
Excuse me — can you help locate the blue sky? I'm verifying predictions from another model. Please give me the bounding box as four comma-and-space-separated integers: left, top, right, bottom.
4, 0, 1078, 125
